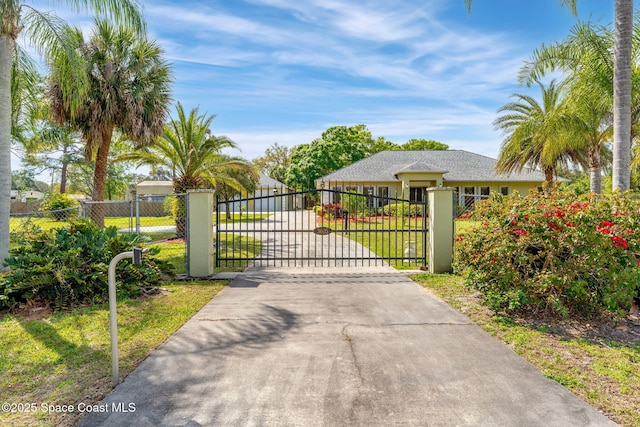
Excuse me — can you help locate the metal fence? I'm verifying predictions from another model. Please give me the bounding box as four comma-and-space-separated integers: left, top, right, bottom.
9, 195, 187, 275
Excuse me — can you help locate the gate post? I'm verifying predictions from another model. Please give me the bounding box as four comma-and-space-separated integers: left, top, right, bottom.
427, 187, 455, 273
187, 190, 214, 277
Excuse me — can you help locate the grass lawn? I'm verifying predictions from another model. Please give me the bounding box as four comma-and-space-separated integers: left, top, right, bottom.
412, 273, 640, 427
0, 280, 226, 427
320, 215, 427, 269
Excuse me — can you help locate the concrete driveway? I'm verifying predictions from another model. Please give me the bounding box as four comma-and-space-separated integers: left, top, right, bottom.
77, 267, 615, 426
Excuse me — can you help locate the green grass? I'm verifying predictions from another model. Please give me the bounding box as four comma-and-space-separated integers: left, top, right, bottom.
217, 213, 271, 223
320, 216, 427, 269
0, 280, 226, 427
412, 273, 640, 427
215, 232, 263, 271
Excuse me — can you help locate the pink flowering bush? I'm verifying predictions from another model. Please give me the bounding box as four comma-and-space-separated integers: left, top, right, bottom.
454, 189, 640, 318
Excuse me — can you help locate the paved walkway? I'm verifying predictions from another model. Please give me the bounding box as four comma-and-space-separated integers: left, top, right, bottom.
78, 268, 616, 426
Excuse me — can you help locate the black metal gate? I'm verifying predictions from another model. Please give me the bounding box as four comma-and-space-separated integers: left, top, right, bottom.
215, 186, 427, 269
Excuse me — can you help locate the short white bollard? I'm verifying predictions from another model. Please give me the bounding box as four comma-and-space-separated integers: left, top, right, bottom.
108, 248, 143, 387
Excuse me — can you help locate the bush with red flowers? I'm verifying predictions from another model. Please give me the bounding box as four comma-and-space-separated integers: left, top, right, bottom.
454, 189, 640, 318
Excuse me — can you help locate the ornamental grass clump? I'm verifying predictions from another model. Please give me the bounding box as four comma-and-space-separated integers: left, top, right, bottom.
454, 189, 640, 318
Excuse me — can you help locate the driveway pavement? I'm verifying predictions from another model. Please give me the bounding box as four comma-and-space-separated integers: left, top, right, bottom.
78, 267, 616, 426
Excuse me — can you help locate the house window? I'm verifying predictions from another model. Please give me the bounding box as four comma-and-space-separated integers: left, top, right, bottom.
499, 186, 510, 196
363, 186, 375, 207
377, 186, 389, 208
409, 187, 424, 203
331, 186, 341, 204
459, 186, 490, 209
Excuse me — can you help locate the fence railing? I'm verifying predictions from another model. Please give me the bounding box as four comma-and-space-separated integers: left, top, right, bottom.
9, 195, 187, 275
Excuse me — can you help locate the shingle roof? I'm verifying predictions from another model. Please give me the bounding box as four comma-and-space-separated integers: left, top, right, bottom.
258, 173, 287, 188
320, 150, 547, 183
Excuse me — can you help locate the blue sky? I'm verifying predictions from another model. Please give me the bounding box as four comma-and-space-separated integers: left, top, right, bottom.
23, 0, 616, 168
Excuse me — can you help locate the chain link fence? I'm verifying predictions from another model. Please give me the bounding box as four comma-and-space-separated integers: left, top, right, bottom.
134, 194, 187, 275
9, 195, 187, 275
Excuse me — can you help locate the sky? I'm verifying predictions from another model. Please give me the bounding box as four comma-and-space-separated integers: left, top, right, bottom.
18, 0, 616, 174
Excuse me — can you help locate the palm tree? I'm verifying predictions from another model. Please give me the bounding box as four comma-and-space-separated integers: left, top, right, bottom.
48, 19, 172, 227
119, 103, 257, 235
494, 79, 584, 188
612, 0, 634, 190
0, 0, 143, 268
466, 0, 634, 191
561, 80, 613, 193
519, 20, 640, 192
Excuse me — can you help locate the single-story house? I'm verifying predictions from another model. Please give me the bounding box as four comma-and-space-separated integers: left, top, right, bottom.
135, 180, 174, 202
317, 150, 550, 209
135, 175, 294, 213
228, 174, 293, 212
10, 189, 44, 202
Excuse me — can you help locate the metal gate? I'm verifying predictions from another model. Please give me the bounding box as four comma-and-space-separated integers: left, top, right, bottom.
215, 185, 427, 269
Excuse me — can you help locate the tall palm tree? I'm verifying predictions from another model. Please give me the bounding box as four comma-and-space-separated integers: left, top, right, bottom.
494, 79, 584, 188
467, 0, 634, 191
0, 0, 143, 268
49, 19, 172, 227
119, 102, 257, 235
519, 20, 640, 192
612, 0, 634, 190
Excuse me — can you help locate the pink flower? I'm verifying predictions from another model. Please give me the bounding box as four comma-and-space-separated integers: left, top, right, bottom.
514, 229, 527, 236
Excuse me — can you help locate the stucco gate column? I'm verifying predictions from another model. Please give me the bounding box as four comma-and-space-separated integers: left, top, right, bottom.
187, 190, 214, 277
427, 187, 455, 274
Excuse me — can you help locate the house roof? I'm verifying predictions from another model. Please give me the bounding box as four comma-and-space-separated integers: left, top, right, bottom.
320, 150, 548, 183
258, 173, 287, 188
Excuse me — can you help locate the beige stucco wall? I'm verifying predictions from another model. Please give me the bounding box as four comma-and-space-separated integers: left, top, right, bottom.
318, 180, 542, 202
136, 180, 173, 195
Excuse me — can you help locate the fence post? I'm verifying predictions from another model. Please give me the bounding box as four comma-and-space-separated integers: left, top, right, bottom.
187, 190, 214, 277
135, 195, 141, 234
427, 187, 455, 273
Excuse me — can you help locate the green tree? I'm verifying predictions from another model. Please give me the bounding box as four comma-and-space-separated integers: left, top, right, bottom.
252, 142, 291, 184
0, 0, 144, 269
365, 136, 400, 154
494, 79, 584, 187
48, 19, 172, 227
17, 76, 83, 194
216, 168, 259, 219
400, 139, 449, 150
467, 0, 634, 191
519, 21, 640, 193
285, 124, 372, 189
118, 103, 256, 235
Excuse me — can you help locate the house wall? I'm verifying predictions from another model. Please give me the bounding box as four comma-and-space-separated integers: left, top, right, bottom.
228, 187, 290, 212
318, 180, 543, 208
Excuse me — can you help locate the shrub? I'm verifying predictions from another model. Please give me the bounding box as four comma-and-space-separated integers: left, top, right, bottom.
341, 192, 373, 219
454, 189, 640, 318
318, 203, 343, 219
381, 202, 423, 217
39, 193, 77, 221
0, 219, 166, 311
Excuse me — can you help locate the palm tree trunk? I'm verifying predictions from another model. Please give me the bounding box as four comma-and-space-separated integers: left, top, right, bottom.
612, 0, 633, 191
60, 146, 69, 194
544, 166, 554, 190
91, 127, 114, 227
588, 144, 603, 194
0, 34, 14, 270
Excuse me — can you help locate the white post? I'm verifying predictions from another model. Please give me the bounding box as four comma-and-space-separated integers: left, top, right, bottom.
187, 190, 214, 277
427, 187, 455, 274
108, 248, 142, 387
108, 251, 131, 387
